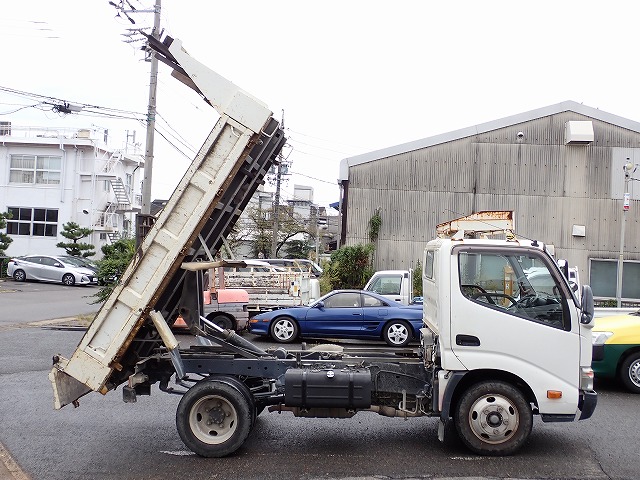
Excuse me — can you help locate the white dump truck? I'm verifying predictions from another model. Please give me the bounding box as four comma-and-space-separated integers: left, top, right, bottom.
49, 36, 597, 458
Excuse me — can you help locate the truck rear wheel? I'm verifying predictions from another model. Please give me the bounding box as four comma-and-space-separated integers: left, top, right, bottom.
176, 378, 254, 457
207, 314, 234, 331
454, 381, 532, 456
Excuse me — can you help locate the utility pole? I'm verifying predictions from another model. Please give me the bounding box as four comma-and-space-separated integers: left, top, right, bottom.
616, 159, 635, 308
271, 110, 285, 257
141, 0, 161, 215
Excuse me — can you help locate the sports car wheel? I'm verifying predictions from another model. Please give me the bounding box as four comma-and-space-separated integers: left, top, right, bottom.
270, 317, 299, 343
383, 320, 411, 347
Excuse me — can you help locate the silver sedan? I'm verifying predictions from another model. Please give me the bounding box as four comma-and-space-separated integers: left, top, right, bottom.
7, 255, 97, 286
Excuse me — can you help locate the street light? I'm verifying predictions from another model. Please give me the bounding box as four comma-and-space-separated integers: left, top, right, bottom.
616, 160, 636, 308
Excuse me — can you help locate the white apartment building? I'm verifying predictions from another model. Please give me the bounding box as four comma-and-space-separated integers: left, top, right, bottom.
0, 122, 144, 259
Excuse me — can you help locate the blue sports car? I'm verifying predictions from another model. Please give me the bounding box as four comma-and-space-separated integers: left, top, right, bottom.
248, 290, 424, 347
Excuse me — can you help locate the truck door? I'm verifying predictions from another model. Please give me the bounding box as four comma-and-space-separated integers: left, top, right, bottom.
449, 246, 581, 412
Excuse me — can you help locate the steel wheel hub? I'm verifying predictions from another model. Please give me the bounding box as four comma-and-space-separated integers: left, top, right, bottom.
468, 394, 519, 444
629, 358, 640, 388
189, 395, 237, 445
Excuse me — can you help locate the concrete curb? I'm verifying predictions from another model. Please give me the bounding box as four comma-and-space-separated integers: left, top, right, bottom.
0, 443, 29, 480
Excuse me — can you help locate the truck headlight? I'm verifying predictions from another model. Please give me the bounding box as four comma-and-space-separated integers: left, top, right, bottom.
592, 331, 613, 346
580, 367, 594, 391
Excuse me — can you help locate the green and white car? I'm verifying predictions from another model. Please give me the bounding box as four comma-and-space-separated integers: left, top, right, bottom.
592, 311, 640, 393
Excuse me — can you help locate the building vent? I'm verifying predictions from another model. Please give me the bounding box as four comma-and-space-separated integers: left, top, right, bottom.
565, 121, 594, 145
0, 121, 11, 136
76, 129, 91, 139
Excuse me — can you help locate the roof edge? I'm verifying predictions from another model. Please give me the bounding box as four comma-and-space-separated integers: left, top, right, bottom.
338, 100, 640, 181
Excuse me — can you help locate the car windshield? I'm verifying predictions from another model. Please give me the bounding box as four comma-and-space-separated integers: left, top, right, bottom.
61, 256, 93, 268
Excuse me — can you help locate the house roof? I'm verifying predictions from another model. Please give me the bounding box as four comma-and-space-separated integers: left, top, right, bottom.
338, 100, 640, 181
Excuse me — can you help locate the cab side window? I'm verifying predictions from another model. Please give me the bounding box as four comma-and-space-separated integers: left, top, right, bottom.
370, 276, 401, 295
458, 251, 568, 330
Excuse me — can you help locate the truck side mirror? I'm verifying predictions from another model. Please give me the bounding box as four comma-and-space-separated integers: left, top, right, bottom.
580, 285, 594, 326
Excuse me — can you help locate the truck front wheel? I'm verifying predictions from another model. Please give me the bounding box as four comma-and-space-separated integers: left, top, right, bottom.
176, 378, 253, 457
454, 381, 532, 456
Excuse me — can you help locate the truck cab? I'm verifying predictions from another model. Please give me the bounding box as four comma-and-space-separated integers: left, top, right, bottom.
364, 269, 414, 305
422, 213, 597, 453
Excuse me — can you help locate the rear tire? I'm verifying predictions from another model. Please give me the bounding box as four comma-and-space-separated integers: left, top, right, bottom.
619, 352, 640, 393
176, 378, 254, 457
383, 320, 412, 347
454, 381, 532, 456
208, 314, 234, 331
13, 270, 26, 282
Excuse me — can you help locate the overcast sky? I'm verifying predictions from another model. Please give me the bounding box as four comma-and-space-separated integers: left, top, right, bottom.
2, 0, 640, 211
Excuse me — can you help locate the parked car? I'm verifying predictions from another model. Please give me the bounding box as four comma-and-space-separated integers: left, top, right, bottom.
592, 311, 640, 393
248, 289, 423, 347
7, 255, 98, 286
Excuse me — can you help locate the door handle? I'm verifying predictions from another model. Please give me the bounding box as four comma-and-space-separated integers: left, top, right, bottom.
456, 334, 480, 347
352, 313, 362, 316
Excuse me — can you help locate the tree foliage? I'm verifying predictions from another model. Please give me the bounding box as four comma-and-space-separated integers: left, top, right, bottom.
228, 205, 311, 258
91, 238, 136, 303
413, 260, 423, 298
325, 243, 374, 290
0, 211, 13, 256
56, 221, 95, 257
282, 239, 312, 259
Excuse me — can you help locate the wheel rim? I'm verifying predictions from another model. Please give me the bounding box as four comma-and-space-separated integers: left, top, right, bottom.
62, 275, 74, 286
627, 358, 640, 388
387, 323, 409, 345
189, 394, 238, 445
273, 319, 294, 341
468, 393, 520, 445
14, 271, 25, 281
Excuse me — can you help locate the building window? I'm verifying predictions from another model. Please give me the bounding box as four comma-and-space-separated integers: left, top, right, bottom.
9, 155, 62, 185
99, 233, 107, 240
6, 207, 58, 237
590, 259, 640, 300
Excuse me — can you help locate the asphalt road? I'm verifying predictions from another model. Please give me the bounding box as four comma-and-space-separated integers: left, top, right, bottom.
0, 279, 638, 479
0, 280, 100, 326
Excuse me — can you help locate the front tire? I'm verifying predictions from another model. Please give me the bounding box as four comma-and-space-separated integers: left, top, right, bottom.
619, 352, 640, 393
270, 317, 299, 343
62, 273, 75, 286
176, 378, 254, 457
383, 320, 412, 347
13, 269, 26, 282
454, 381, 532, 456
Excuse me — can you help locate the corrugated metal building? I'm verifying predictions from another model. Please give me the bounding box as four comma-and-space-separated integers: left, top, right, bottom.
338, 101, 640, 301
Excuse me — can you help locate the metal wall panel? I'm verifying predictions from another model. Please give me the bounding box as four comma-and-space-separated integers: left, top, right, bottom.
344, 111, 640, 286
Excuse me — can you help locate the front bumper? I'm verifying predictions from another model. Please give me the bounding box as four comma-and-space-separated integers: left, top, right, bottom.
578, 389, 597, 420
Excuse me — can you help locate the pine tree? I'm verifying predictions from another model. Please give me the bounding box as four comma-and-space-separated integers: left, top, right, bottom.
0, 211, 13, 256
56, 221, 95, 258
